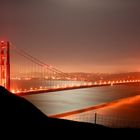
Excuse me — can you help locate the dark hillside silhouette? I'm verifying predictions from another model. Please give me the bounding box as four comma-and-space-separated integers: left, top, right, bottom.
0, 86, 139, 137
0, 86, 106, 130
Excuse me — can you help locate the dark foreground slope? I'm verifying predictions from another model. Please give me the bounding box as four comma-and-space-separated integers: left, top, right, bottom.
0, 86, 139, 137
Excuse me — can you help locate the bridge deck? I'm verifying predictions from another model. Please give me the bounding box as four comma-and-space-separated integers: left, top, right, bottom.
17, 82, 140, 96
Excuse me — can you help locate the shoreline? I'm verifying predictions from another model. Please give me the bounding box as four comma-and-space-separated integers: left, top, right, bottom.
49, 94, 140, 118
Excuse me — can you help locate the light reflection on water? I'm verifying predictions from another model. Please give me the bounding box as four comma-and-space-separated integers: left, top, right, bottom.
23, 85, 140, 115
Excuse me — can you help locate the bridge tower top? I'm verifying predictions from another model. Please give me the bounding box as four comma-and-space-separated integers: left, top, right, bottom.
0, 41, 10, 91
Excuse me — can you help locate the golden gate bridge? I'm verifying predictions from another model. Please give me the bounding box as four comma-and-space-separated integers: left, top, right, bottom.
0, 41, 140, 95
0, 40, 92, 94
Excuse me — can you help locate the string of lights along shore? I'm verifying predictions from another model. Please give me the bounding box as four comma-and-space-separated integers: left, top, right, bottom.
0, 40, 140, 95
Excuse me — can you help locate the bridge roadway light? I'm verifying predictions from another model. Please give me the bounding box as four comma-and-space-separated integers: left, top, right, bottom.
0, 41, 4, 43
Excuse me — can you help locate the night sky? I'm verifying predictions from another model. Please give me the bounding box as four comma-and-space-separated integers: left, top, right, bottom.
0, 0, 140, 73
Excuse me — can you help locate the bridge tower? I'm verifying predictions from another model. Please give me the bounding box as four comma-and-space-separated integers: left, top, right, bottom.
0, 41, 10, 91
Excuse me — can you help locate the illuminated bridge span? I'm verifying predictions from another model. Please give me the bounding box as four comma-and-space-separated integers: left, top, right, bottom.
0, 41, 140, 94
0, 40, 91, 94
